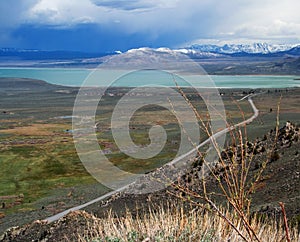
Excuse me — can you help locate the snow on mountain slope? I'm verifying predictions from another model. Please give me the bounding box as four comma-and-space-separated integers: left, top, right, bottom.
124, 43, 300, 58
126, 47, 224, 58
187, 43, 299, 54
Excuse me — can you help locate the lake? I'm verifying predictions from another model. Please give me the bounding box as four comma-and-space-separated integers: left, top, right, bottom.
0, 68, 299, 88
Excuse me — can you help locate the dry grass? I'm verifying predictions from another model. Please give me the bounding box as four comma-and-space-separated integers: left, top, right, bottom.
165, 84, 287, 241
74, 203, 300, 242
0, 123, 69, 136
75, 90, 300, 242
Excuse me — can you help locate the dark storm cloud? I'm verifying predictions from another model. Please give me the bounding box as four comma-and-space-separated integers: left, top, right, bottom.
0, 0, 299, 51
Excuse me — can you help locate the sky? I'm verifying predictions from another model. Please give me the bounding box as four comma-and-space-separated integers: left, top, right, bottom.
0, 0, 300, 52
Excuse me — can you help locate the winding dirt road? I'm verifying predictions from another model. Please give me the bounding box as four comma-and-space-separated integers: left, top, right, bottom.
45, 94, 259, 223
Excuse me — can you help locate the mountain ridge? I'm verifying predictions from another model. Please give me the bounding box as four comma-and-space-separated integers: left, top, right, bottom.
122, 43, 300, 59
186, 43, 299, 54
1, 43, 300, 59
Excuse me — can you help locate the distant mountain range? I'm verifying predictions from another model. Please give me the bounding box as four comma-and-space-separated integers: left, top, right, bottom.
107, 46, 300, 75
0, 48, 109, 60
185, 43, 299, 54
0, 44, 300, 75
116, 43, 300, 60
175, 43, 300, 58
1, 43, 300, 60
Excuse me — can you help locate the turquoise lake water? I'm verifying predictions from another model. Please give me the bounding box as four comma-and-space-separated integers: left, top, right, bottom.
0, 68, 299, 88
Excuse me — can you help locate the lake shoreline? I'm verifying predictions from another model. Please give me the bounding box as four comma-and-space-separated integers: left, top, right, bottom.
0, 68, 299, 88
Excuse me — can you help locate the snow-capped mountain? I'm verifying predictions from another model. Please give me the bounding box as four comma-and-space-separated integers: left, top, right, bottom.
125, 47, 224, 58
123, 43, 300, 58
187, 43, 299, 54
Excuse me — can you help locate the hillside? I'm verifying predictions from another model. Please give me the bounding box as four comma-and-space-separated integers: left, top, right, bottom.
201, 57, 300, 75
0, 78, 76, 93
1, 122, 299, 241
0, 78, 57, 90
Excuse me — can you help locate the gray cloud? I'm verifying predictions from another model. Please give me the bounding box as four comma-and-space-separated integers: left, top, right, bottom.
91, 0, 155, 11
0, 0, 38, 28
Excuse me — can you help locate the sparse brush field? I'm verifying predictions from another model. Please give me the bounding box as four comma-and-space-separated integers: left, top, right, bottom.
0, 85, 254, 215
246, 88, 300, 139
0, 78, 299, 238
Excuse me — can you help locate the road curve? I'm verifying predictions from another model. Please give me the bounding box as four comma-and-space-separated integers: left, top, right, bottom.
45, 94, 259, 223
